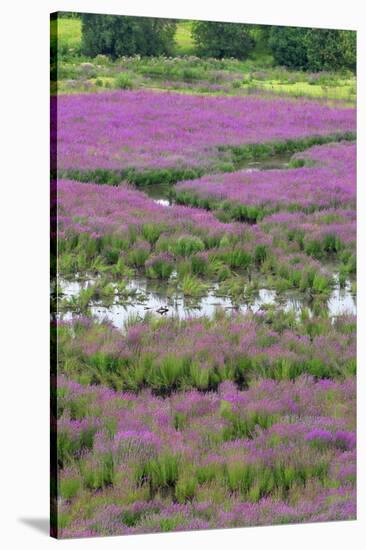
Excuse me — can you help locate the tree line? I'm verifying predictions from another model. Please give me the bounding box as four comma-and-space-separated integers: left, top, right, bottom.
79, 14, 356, 72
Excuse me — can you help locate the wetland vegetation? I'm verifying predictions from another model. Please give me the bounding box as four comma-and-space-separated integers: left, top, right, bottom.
51, 13, 356, 539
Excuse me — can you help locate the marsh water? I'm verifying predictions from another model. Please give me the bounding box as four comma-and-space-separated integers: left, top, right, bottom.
55, 153, 356, 329
56, 275, 356, 330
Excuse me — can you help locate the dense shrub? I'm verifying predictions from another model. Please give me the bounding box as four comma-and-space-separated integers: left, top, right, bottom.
268, 26, 356, 72
268, 26, 309, 70
114, 72, 134, 89
57, 11, 79, 19
305, 29, 356, 71
192, 21, 255, 59
81, 14, 176, 58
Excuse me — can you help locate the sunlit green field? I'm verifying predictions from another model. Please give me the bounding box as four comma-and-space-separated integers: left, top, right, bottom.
51, 17, 82, 53
246, 79, 356, 102
51, 16, 356, 105
174, 20, 195, 55
52, 18, 195, 56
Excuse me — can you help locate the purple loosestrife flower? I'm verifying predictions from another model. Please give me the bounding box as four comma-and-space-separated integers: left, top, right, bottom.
57, 179, 244, 240
305, 428, 334, 445
176, 142, 355, 213
55, 91, 355, 172
56, 311, 356, 536
333, 431, 356, 451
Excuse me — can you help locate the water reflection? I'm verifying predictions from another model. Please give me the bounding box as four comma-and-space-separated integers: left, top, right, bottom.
56, 276, 356, 330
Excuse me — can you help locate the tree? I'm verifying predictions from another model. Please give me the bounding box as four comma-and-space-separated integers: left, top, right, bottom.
191, 21, 255, 59
340, 31, 357, 71
305, 29, 356, 71
81, 14, 176, 58
268, 26, 356, 72
268, 26, 309, 70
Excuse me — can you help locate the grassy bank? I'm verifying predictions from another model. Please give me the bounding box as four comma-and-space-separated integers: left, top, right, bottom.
57, 131, 355, 187
51, 17, 356, 104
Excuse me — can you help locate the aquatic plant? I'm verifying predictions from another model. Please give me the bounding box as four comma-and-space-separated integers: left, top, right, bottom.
55, 369, 356, 537
174, 142, 356, 219
54, 91, 355, 175
53, 86, 356, 539
145, 253, 175, 279
57, 312, 356, 391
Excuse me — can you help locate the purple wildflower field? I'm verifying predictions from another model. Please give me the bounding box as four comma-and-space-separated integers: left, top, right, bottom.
53, 84, 356, 538
175, 142, 356, 214
56, 179, 244, 239
55, 91, 355, 172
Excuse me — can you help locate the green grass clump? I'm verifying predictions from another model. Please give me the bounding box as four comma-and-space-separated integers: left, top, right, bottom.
58, 425, 97, 468
190, 253, 209, 276
141, 224, 164, 245
217, 276, 247, 300
170, 235, 205, 257
146, 256, 174, 280
127, 242, 150, 267
115, 72, 134, 89
146, 355, 186, 393
175, 475, 197, 503
60, 280, 116, 312
58, 166, 205, 186
180, 274, 208, 297
59, 477, 81, 500
220, 400, 277, 440
81, 454, 115, 490
136, 454, 180, 498
221, 247, 253, 270
224, 460, 329, 500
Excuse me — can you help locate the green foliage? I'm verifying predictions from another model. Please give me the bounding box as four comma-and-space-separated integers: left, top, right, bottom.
225, 462, 257, 494
340, 31, 357, 71
220, 401, 277, 440
306, 29, 356, 72
142, 224, 163, 245
268, 26, 309, 69
127, 242, 150, 267
188, 362, 211, 390
175, 475, 197, 503
225, 460, 329, 499
217, 276, 247, 300
59, 476, 81, 500
81, 454, 115, 490
137, 454, 180, 498
51, 15, 82, 60
192, 21, 255, 59
254, 244, 268, 265
222, 247, 252, 269
269, 26, 356, 72
190, 253, 209, 276
58, 425, 97, 467
180, 274, 208, 297
170, 235, 205, 257
58, 310, 355, 395
147, 355, 185, 392
81, 14, 177, 58
114, 72, 134, 89
196, 462, 223, 484
146, 256, 174, 280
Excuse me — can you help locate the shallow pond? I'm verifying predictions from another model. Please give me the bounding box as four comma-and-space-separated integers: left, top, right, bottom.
56, 276, 356, 330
